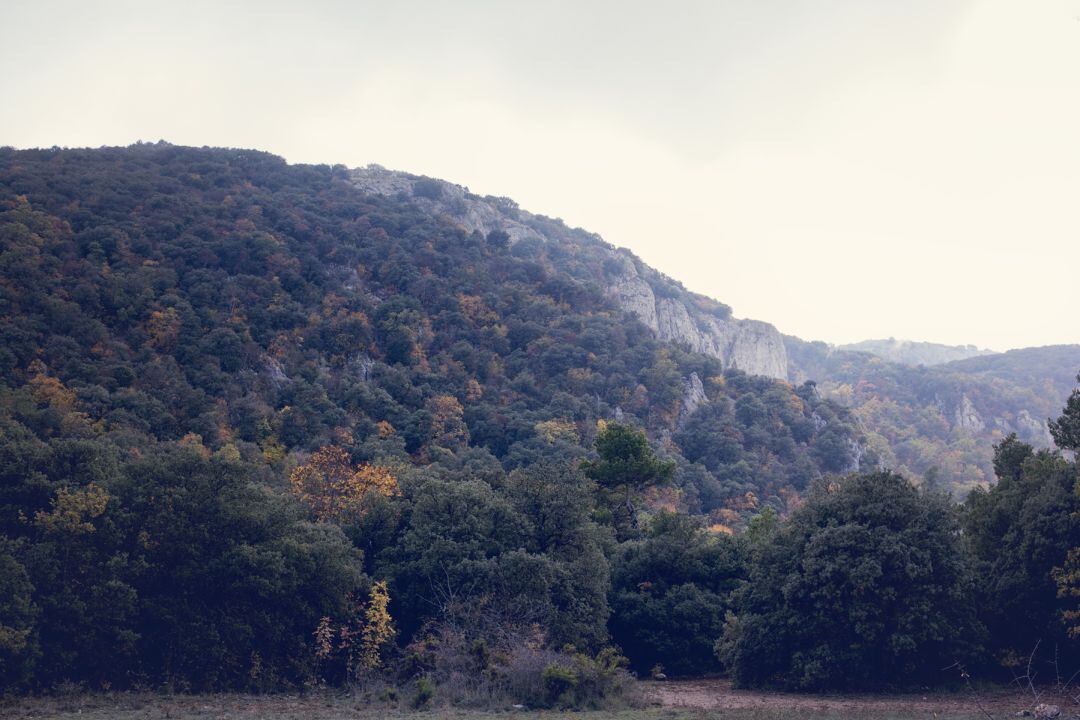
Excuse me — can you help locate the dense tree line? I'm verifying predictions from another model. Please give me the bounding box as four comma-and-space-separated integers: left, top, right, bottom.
0, 145, 1077, 697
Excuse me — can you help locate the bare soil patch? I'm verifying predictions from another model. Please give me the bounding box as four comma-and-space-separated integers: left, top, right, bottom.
644, 677, 1078, 718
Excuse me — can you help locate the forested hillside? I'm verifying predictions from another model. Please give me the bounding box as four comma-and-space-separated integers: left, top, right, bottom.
0, 143, 861, 690
787, 338, 1080, 495
0, 144, 863, 513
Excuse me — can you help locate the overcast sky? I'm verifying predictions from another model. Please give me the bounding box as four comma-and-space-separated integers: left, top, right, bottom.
2, 1, 1077, 351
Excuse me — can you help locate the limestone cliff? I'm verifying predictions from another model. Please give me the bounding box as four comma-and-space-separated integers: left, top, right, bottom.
349, 165, 791, 380
953, 395, 1053, 446
954, 394, 986, 434
607, 258, 788, 379
678, 372, 707, 427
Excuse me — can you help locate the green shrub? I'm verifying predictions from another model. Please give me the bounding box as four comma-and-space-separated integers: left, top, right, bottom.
567, 647, 636, 710
403, 621, 638, 710
541, 663, 577, 707
609, 512, 743, 676
411, 676, 435, 708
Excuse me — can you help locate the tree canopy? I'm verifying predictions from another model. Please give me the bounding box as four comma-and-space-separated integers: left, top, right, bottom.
722, 471, 983, 690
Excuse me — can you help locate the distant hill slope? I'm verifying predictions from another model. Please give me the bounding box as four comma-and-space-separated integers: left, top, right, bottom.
837, 338, 995, 366
942, 344, 1080, 393
785, 338, 1080, 494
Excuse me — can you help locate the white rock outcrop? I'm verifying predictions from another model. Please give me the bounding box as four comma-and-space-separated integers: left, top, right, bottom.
347, 164, 790, 380
608, 263, 789, 380
954, 394, 986, 433
349, 165, 546, 246
1016, 409, 1054, 445
952, 397, 1052, 445
612, 275, 658, 331
678, 372, 708, 426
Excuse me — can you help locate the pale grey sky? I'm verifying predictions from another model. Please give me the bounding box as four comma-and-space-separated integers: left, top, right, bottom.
2, 0, 1078, 351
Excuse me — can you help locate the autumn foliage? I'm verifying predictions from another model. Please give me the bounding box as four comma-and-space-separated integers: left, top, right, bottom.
358, 580, 395, 671
289, 446, 398, 523
313, 580, 396, 679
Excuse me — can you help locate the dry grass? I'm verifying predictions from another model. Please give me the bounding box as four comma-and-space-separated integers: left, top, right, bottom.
1, 692, 658, 720
1, 680, 1073, 720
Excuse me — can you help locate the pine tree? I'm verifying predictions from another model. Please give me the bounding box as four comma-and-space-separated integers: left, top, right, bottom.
582, 421, 674, 537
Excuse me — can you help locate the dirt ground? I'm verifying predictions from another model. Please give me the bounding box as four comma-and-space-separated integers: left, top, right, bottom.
2, 681, 1078, 720
644, 677, 1079, 717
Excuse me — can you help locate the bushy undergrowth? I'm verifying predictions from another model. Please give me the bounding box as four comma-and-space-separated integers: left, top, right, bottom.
399, 620, 639, 710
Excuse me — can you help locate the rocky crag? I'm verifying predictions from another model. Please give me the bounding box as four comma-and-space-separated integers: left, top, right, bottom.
348, 164, 1080, 481
349, 165, 790, 380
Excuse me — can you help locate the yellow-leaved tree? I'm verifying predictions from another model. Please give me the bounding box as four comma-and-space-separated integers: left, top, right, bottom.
34, 483, 109, 535
358, 580, 395, 671
289, 446, 398, 523
312, 580, 396, 681
426, 395, 469, 450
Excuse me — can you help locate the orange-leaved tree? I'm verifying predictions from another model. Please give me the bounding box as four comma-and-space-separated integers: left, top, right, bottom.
289, 446, 398, 523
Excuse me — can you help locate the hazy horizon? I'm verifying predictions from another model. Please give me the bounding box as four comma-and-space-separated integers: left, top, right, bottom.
2, 0, 1077, 352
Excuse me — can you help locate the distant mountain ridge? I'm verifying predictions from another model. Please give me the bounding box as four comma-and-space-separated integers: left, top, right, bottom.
836, 338, 995, 366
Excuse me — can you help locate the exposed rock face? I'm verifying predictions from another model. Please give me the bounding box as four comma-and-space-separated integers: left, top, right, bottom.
845, 437, 865, 473
954, 394, 986, 433
610, 264, 789, 380
678, 372, 708, 426
612, 275, 658, 332
348, 164, 790, 380
953, 397, 1051, 445
1016, 409, 1054, 445
264, 356, 290, 388
718, 319, 790, 380
351, 353, 376, 383
349, 165, 547, 246
655, 298, 701, 348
